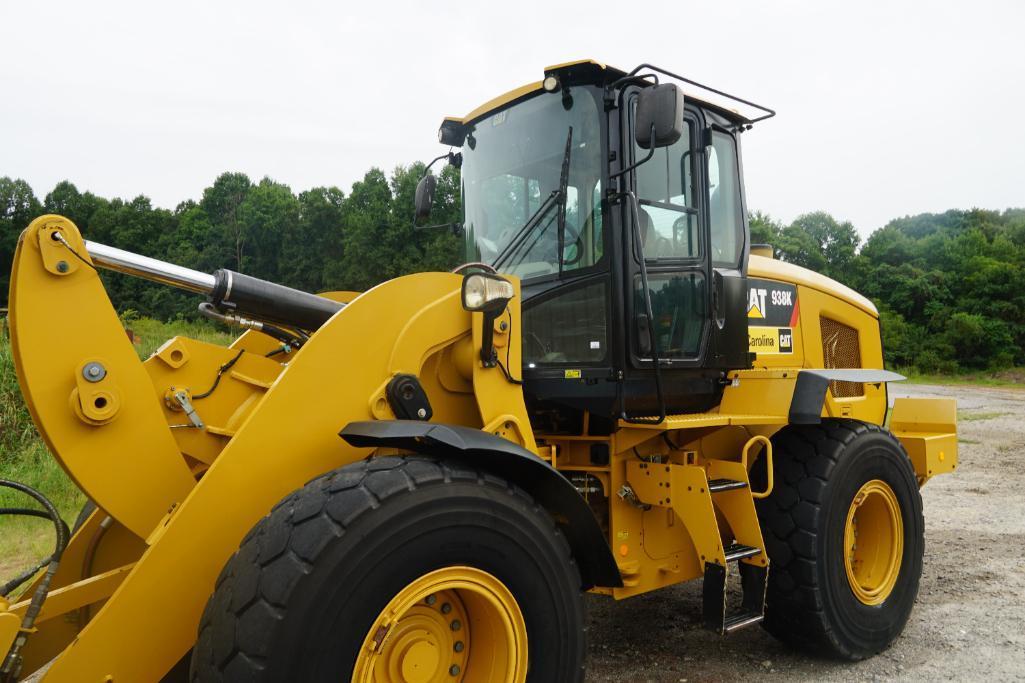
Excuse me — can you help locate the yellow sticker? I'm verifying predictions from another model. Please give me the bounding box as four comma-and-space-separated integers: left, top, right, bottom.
749, 326, 794, 354
564, 369, 581, 379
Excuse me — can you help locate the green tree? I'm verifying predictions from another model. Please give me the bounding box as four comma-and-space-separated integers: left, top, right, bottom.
0, 177, 42, 302
200, 172, 252, 272
748, 211, 782, 250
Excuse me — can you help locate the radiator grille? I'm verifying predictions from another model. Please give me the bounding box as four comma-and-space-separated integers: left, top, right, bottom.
820, 317, 864, 398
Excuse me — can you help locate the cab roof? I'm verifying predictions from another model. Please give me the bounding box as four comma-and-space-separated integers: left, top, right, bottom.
443, 59, 773, 129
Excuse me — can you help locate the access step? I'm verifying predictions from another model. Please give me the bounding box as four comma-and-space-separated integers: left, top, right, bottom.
708, 478, 748, 493
724, 543, 761, 562
723, 612, 764, 633
703, 561, 769, 635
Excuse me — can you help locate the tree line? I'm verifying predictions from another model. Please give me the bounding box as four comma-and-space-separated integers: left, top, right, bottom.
750, 209, 1025, 372
2, 172, 1023, 373
0, 166, 463, 321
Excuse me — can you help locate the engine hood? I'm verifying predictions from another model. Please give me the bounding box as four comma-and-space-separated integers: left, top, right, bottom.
748, 255, 878, 318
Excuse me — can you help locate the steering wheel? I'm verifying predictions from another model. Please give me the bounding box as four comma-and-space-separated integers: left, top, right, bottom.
525, 331, 549, 361
561, 222, 585, 266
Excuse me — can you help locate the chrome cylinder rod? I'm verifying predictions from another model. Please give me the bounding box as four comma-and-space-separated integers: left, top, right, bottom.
84, 240, 216, 294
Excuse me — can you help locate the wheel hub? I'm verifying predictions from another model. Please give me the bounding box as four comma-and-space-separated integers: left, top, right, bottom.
844, 479, 904, 605
353, 567, 527, 683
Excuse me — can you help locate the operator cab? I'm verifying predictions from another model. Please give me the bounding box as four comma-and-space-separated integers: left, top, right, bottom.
425, 60, 774, 432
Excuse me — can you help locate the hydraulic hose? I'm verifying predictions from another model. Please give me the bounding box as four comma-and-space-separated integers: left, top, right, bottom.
0, 480, 69, 682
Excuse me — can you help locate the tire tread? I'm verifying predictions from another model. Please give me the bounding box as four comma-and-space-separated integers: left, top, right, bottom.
191, 455, 584, 681
756, 418, 923, 660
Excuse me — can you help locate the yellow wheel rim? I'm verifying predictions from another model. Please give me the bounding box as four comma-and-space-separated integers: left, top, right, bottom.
352, 566, 527, 683
844, 479, 903, 605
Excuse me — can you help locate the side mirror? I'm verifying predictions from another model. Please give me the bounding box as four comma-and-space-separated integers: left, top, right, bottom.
414, 174, 437, 223
635, 83, 685, 149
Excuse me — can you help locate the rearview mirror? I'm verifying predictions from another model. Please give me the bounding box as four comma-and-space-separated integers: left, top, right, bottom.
414, 174, 437, 223
635, 83, 685, 149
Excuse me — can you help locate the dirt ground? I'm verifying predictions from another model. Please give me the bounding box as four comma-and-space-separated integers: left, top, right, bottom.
585, 383, 1025, 682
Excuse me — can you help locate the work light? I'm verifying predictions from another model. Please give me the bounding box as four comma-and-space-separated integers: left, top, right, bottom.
461, 272, 513, 312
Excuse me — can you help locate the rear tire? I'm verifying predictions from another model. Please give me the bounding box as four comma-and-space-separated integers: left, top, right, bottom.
191, 455, 586, 682
755, 419, 924, 660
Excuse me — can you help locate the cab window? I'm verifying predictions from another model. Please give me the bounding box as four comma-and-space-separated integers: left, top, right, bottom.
632, 117, 699, 260
707, 131, 744, 268
633, 272, 706, 359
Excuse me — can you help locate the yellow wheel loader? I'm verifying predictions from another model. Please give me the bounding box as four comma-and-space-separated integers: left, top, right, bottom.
0, 60, 957, 682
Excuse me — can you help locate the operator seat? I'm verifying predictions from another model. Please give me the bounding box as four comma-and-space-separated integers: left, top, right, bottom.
637, 207, 670, 258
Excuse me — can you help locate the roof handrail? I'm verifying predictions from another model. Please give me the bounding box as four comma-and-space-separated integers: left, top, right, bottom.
623, 63, 776, 125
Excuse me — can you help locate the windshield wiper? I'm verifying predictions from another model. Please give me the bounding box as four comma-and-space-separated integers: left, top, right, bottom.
493, 126, 573, 271
556, 127, 572, 276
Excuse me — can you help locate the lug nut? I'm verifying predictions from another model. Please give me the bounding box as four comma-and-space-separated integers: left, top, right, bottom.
425, 594, 437, 606
441, 603, 452, 614
449, 664, 461, 676
453, 641, 464, 652
450, 619, 461, 631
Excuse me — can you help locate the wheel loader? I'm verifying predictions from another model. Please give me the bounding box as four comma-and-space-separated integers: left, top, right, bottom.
0, 60, 958, 682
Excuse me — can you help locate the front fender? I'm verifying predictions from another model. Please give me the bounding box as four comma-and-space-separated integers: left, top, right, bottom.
341, 420, 623, 589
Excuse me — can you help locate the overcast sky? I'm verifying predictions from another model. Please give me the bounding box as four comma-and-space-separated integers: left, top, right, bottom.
3, 0, 1023, 237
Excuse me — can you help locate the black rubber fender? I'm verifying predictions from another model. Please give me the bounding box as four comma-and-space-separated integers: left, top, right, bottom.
340, 420, 622, 589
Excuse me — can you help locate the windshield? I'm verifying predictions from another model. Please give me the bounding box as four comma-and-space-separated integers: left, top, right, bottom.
461, 87, 604, 279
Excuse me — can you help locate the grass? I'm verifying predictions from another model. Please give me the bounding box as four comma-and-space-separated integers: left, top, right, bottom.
0, 442, 86, 579
901, 367, 1025, 388
0, 317, 233, 580
958, 411, 1007, 422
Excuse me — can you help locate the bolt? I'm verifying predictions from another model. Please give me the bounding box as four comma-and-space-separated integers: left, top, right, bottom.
453, 641, 464, 653
449, 664, 461, 676
56, 260, 69, 273
425, 594, 437, 606
499, 321, 508, 331
441, 603, 452, 614
450, 619, 461, 631
82, 362, 106, 383
417, 407, 427, 419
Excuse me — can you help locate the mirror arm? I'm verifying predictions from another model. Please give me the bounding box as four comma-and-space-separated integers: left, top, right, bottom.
414, 221, 463, 235
609, 124, 656, 182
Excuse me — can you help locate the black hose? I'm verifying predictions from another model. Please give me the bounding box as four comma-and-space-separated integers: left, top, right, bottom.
192, 349, 245, 400
0, 480, 68, 680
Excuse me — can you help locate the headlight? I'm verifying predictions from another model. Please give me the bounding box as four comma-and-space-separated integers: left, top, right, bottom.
461, 272, 514, 312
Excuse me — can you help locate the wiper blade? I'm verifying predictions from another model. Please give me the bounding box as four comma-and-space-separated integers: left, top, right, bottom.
493, 189, 560, 271
556, 127, 572, 276
492, 126, 573, 271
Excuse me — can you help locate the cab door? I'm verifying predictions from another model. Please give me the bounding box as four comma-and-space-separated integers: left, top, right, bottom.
621, 103, 749, 415
626, 107, 709, 369
703, 126, 750, 370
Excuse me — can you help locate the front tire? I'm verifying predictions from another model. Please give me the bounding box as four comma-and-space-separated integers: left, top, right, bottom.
756, 419, 924, 660
191, 456, 586, 682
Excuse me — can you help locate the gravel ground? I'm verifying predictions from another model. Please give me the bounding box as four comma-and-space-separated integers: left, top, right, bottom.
586, 383, 1025, 682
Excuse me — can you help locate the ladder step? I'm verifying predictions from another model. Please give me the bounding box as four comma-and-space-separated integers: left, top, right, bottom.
724, 543, 761, 562
708, 478, 748, 493
723, 611, 764, 633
